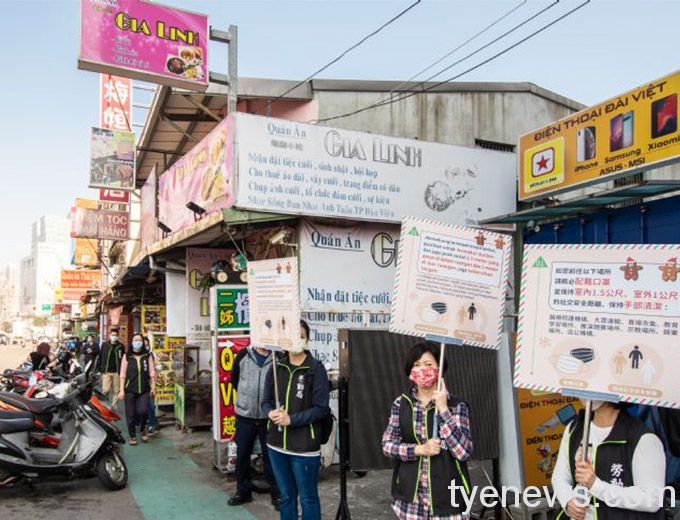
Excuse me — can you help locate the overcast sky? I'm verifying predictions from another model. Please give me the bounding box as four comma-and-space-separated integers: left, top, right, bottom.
1, 0, 677, 267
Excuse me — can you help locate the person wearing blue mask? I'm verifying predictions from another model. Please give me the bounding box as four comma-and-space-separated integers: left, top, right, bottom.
100, 327, 125, 407
118, 332, 156, 446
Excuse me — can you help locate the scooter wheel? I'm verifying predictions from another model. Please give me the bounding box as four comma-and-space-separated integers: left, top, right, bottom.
96, 451, 128, 490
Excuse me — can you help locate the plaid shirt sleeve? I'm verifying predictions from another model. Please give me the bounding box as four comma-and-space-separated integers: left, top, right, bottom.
382, 397, 418, 462
438, 401, 473, 461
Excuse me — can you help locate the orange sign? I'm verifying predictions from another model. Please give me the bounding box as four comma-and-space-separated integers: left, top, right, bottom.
74, 238, 99, 266
100, 75, 132, 132
61, 269, 103, 290
519, 70, 680, 201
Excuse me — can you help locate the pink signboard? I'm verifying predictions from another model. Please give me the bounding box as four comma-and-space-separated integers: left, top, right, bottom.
158, 116, 234, 234
140, 166, 158, 250
79, 0, 209, 91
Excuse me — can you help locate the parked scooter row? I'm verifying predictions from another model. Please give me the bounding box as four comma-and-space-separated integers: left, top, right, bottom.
0, 363, 128, 490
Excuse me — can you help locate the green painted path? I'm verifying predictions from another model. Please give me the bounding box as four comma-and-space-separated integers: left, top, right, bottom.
125, 436, 257, 520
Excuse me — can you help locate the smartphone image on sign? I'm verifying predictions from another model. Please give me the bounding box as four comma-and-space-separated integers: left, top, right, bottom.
556, 403, 577, 425
610, 114, 623, 152
652, 94, 678, 139
622, 111, 634, 148
576, 126, 597, 162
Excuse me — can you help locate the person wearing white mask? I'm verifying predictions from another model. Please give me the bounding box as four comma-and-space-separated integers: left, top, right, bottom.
262, 320, 330, 520
99, 327, 125, 407
118, 333, 156, 446
552, 399, 665, 520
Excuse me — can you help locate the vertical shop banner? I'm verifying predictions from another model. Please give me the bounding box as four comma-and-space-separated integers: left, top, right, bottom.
89, 127, 135, 190
517, 244, 680, 408
141, 305, 167, 334
247, 257, 300, 351
100, 75, 132, 131
154, 336, 182, 405
79, 0, 209, 91
234, 113, 516, 225
212, 286, 250, 332
517, 389, 582, 489
213, 336, 249, 442
140, 166, 158, 250
519, 70, 680, 201
300, 219, 398, 366
186, 248, 228, 347
158, 117, 234, 234
390, 217, 512, 349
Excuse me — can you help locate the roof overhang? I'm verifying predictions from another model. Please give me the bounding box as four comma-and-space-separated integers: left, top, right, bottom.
482, 181, 680, 225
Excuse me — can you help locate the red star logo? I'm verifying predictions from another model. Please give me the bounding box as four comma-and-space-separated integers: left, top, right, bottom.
536, 154, 550, 171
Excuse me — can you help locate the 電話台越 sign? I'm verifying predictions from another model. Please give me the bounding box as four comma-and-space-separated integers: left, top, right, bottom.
79, 0, 209, 91
519, 70, 680, 201
89, 127, 135, 190
389, 216, 512, 349
212, 286, 249, 332
516, 244, 680, 409
234, 113, 516, 225
247, 257, 300, 351
212, 336, 249, 442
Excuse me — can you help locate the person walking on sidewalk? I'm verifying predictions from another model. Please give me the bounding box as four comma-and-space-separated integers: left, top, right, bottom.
382, 341, 474, 520
99, 328, 124, 407
118, 333, 156, 446
228, 344, 281, 509
82, 334, 100, 368
262, 320, 330, 520
143, 336, 158, 436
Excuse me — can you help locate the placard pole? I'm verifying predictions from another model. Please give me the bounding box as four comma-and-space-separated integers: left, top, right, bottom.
426, 335, 463, 439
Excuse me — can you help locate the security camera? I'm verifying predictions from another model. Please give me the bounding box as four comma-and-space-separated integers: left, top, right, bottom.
269, 230, 289, 245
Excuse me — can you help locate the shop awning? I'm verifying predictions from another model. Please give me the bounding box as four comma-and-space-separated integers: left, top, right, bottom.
482, 181, 680, 225
129, 207, 296, 267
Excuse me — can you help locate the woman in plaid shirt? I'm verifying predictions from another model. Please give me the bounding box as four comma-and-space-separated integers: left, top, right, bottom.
382, 342, 474, 519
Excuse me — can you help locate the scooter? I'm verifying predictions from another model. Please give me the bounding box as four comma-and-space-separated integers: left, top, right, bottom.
0, 371, 128, 490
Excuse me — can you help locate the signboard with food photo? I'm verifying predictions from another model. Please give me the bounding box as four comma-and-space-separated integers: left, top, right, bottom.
79, 0, 209, 91
153, 335, 183, 405
89, 127, 135, 190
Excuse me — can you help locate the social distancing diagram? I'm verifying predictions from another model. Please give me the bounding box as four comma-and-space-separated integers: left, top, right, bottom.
516, 244, 680, 408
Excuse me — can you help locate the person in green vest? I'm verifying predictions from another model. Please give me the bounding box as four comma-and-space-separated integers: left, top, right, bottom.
118, 332, 156, 446
99, 327, 125, 406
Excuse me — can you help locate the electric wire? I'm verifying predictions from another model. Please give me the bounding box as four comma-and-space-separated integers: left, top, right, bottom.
255, 0, 422, 115
313, 0, 590, 125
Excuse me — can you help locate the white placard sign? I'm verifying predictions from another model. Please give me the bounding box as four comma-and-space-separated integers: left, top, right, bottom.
517, 244, 680, 409
390, 216, 512, 349
234, 113, 516, 224
248, 257, 301, 351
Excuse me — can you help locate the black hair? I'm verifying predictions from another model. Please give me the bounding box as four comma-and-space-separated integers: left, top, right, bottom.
300, 320, 310, 339
404, 341, 448, 377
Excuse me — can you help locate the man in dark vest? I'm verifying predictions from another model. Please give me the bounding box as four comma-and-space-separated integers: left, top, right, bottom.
99, 327, 125, 406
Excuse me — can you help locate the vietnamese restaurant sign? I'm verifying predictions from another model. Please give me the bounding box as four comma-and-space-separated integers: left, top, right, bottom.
78, 0, 209, 91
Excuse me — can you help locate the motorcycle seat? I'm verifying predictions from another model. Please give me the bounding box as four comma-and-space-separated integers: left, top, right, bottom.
0, 393, 60, 414
0, 409, 35, 433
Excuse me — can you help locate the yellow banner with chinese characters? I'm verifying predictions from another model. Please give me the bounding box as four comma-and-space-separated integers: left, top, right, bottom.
519, 70, 680, 201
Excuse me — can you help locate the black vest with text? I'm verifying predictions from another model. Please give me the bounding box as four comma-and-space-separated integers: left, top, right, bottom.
391, 393, 472, 516
557, 409, 663, 520
125, 353, 151, 395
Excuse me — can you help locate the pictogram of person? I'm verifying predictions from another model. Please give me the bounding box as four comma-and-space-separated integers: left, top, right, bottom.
457, 306, 466, 325
629, 345, 643, 370
642, 360, 656, 384
467, 302, 477, 321
620, 257, 643, 281
613, 351, 626, 374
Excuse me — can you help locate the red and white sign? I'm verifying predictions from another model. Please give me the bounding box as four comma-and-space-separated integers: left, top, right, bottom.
213, 336, 249, 441
72, 208, 130, 241
100, 75, 132, 131
99, 189, 131, 204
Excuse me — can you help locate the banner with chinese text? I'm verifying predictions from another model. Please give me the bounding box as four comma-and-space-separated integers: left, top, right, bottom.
516, 244, 680, 408
390, 216, 512, 349
100, 75, 132, 131
213, 286, 249, 332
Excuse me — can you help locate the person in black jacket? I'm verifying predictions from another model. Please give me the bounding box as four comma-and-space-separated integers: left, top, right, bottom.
117, 333, 156, 446
100, 327, 125, 406
262, 320, 330, 520
81, 334, 100, 368
228, 345, 280, 509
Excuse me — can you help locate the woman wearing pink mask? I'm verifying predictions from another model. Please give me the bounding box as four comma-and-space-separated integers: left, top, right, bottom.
382, 341, 473, 519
